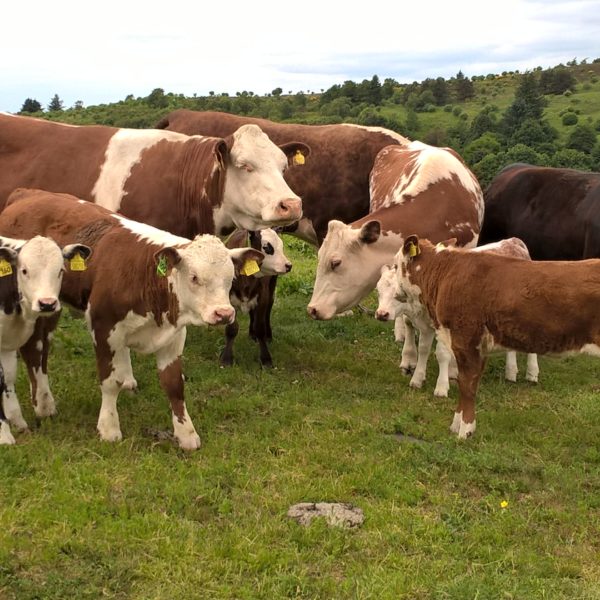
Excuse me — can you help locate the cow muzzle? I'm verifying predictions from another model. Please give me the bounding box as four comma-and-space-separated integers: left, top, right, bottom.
375, 309, 391, 321
209, 306, 235, 325
274, 198, 302, 224
307, 304, 334, 321
37, 297, 59, 313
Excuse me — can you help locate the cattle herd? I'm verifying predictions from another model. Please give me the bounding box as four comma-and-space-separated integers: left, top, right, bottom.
0, 109, 599, 447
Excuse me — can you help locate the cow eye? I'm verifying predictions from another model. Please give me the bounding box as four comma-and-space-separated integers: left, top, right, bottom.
331, 258, 342, 271
21, 268, 27, 276
191, 275, 199, 285
262, 242, 274, 255
241, 163, 254, 172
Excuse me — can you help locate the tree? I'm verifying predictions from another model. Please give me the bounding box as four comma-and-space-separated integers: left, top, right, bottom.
454, 70, 474, 101
566, 124, 598, 154
431, 77, 449, 106
463, 132, 502, 166
146, 88, 168, 109
48, 94, 64, 112
539, 67, 576, 95
501, 72, 547, 138
73, 100, 84, 110
271, 87, 283, 97
20, 98, 42, 113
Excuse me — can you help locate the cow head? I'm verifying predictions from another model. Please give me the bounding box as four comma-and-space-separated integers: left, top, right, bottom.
307, 219, 388, 320
249, 229, 292, 277
10, 236, 92, 315
394, 234, 425, 303
220, 124, 309, 231
154, 234, 264, 326
375, 264, 401, 322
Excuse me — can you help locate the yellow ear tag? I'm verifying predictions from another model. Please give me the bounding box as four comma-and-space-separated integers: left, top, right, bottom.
69, 253, 87, 271
408, 242, 419, 257
436, 242, 446, 251
0, 258, 13, 277
293, 150, 305, 166
240, 259, 260, 276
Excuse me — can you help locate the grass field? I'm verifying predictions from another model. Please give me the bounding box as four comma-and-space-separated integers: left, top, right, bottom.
1, 238, 600, 599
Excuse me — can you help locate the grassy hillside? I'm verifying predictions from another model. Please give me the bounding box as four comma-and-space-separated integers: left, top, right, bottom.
1, 239, 600, 599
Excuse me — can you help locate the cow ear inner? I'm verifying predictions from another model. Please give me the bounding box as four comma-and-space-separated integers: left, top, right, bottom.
403, 235, 420, 258
359, 220, 381, 244
154, 247, 181, 277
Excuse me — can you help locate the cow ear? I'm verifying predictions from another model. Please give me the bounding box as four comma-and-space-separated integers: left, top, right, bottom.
62, 244, 92, 261
229, 247, 264, 276
0, 246, 18, 267
154, 247, 181, 277
280, 142, 311, 167
403, 235, 420, 259
359, 220, 381, 244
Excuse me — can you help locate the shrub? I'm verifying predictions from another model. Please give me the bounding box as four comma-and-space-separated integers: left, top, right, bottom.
452, 106, 462, 117
562, 113, 579, 126
443, 105, 453, 112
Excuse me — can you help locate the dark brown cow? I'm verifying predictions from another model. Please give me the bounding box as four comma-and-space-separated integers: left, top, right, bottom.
156, 109, 410, 244
0, 188, 263, 449
479, 163, 600, 259
0, 112, 309, 237
220, 229, 292, 368
396, 234, 600, 438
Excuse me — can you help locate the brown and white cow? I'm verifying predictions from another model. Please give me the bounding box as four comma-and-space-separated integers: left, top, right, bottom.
0, 188, 263, 449
0, 112, 309, 236
375, 238, 539, 395
0, 235, 91, 443
395, 234, 600, 438
220, 228, 292, 368
156, 109, 410, 245
307, 141, 483, 331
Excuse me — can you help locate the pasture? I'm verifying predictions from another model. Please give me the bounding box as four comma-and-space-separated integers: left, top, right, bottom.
1, 238, 600, 599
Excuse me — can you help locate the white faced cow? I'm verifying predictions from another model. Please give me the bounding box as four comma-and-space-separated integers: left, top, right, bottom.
376, 238, 539, 396
0, 235, 91, 443
0, 189, 263, 450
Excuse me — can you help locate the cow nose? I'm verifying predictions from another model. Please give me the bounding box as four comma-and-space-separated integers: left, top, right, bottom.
307, 305, 319, 320
375, 309, 390, 321
277, 198, 302, 220
212, 307, 235, 325
285, 262, 292, 273
38, 298, 58, 313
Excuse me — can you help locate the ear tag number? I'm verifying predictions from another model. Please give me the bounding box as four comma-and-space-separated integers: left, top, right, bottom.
69, 253, 87, 271
293, 150, 305, 166
408, 242, 419, 257
240, 259, 260, 276
0, 259, 12, 277
156, 255, 168, 277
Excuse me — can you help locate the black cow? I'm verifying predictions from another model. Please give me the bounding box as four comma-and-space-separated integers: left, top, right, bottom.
479, 163, 600, 259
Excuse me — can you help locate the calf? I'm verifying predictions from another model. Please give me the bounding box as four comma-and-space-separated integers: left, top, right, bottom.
221, 229, 292, 368
375, 237, 539, 395
395, 234, 600, 438
0, 236, 91, 442
0, 189, 263, 449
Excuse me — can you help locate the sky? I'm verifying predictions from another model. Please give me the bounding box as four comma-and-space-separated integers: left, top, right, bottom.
2, 0, 599, 113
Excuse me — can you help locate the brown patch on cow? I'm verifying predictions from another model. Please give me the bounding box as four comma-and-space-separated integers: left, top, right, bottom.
158, 358, 185, 421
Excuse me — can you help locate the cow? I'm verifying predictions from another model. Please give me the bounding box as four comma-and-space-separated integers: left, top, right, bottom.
395, 233, 600, 438
156, 109, 410, 245
307, 141, 483, 371
0, 188, 264, 450
221, 228, 292, 368
375, 238, 539, 396
0, 112, 310, 237
479, 163, 600, 260
0, 235, 91, 441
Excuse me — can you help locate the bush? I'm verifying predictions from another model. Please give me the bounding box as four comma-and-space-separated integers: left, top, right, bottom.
452, 106, 462, 117
562, 113, 579, 126
443, 104, 453, 112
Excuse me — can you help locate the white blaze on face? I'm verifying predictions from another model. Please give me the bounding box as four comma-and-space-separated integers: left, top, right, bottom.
307, 220, 398, 320
220, 124, 302, 230
255, 229, 291, 277
170, 235, 237, 326
13, 236, 67, 314
393, 248, 422, 305
375, 264, 402, 321
92, 129, 192, 211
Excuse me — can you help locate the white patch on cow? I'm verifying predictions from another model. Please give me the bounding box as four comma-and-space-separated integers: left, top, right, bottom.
581, 344, 600, 357
0, 421, 16, 445
450, 411, 462, 434
505, 351, 518, 382
526, 354, 539, 382
114, 214, 189, 247
458, 418, 476, 439
341, 122, 410, 145
172, 405, 201, 450
230, 293, 259, 315
32, 367, 57, 417
35, 340, 43, 352
1, 351, 27, 431
92, 128, 192, 212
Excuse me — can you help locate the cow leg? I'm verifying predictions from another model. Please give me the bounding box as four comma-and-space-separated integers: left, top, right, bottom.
505, 351, 518, 382
434, 339, 453, 398
120, 348, 138, 393
399, 316, 418, 374
1, 350, 28, 431
219, 319, 239, 367
394, 316, 406, 343
250, 293, 273, 368
526, 354, 539, 383
409, 325, 435, 389
19, 314, 60, 418
0, 362, 15, 445
451, 345, 486, 439
264, 277, 277, 342
156, 329, 200, 450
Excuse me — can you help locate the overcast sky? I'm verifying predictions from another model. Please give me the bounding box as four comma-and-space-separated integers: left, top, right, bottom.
2, 0, 599, 113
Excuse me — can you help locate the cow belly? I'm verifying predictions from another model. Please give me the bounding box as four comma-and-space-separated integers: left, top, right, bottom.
230, 293, 258, 315
108, 312, 181, 355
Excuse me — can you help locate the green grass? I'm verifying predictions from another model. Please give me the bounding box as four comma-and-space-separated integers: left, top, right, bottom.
2, 239, 600, 599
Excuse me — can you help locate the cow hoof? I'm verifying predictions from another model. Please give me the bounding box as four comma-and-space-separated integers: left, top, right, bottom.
434, 387, 449, 398
409, 378, 424, 389
121, 379, 139, 394
7, 415, 29, 432
526, 374, 539, 383
0, 422, 16, 445
457, 419, 476, 439
177, 434, 201, 451
505, 372, 518, 383
34, 394, 57, 418
98, 427, 123, 443
400, 366, 414, 376
260, 359, 274, 369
